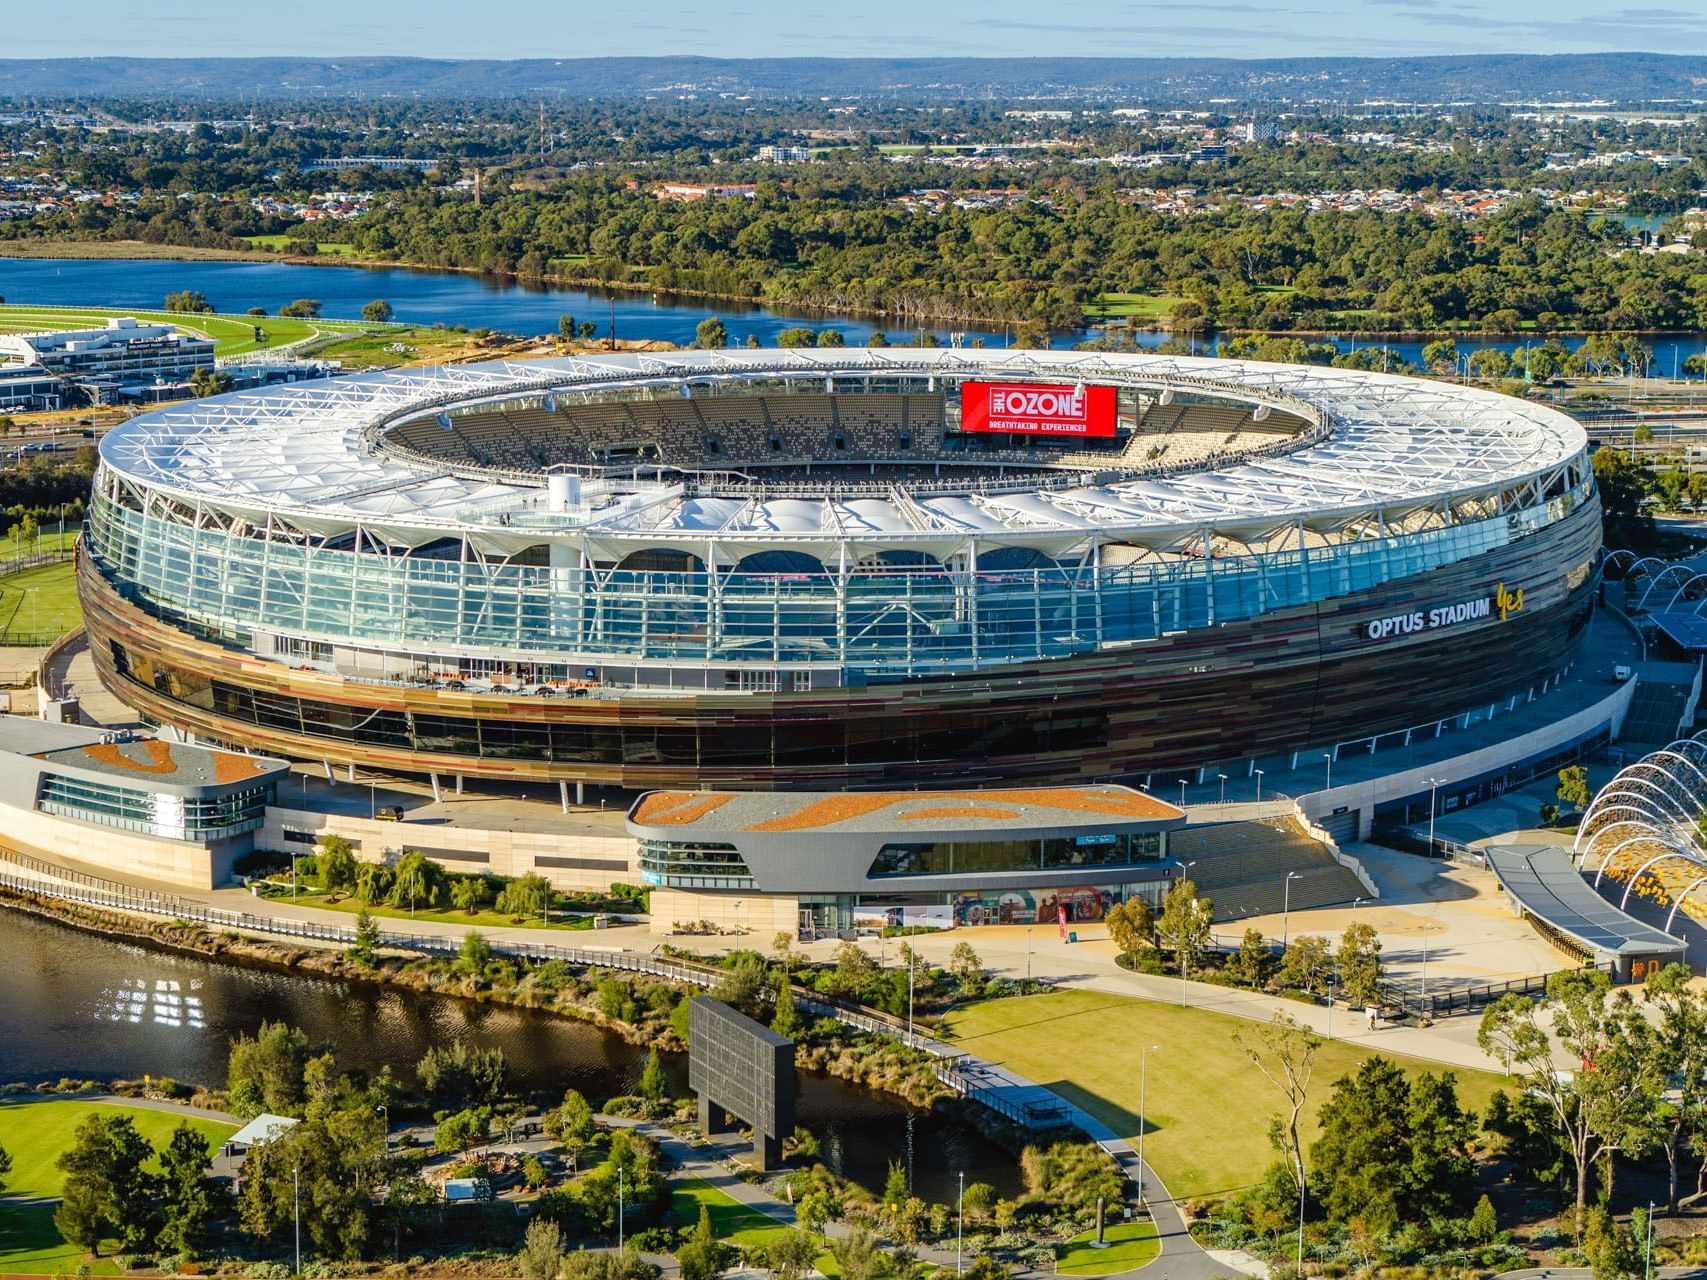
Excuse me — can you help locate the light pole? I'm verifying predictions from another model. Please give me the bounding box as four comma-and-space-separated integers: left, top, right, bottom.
1137, 1044, 1160, 1205
1179, 862, 1197, 1007
906, 952, 916, 1047
618, 1166, 626, 1252
293, 1162, 301, 1276
1218, 773, 1228, 804
957, 1171, 965, 1275
1282, 871, 1302, 948
1178, 778, 1187, 808
1425, 777, 1443, 854
1254, 769, 1264, 802
1644, 1200, 1654, 1280
1323, 751, 1333, 792
291, 849, 299, 901
376, 1103, 389, 1152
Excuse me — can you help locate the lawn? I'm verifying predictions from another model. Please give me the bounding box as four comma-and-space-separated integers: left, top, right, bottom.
257, 884, 596, 932
239, 235, 361, 257
1084, 293, 1185, 321
309, 326, 493, 368
0, 1099, 235, 1275
668, 1173, 795, 1248
0, 558, 80, 645
0, 304, 378, 358
941, 990, 1505, 1201
1056, 1221, 1160, 1275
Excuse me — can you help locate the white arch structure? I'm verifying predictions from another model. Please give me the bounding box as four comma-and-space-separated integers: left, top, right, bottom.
1575, 733, 1707, 933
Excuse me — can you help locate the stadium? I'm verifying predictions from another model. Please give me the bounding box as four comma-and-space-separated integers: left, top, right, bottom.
78, 347, 1601, 800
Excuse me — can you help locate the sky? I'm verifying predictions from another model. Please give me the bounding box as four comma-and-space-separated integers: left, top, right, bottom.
4, 0, 1707, 60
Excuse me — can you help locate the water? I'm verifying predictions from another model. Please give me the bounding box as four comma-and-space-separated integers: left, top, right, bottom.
0, 907, 1019, 1200
0, 257, 1040, 350
6, 256, 1706, 375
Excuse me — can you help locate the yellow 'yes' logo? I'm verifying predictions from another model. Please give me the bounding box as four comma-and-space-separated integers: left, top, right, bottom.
1495, 582, 1525, 621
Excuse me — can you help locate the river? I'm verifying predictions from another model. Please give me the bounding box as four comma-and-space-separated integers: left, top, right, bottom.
7, 257, 1707, 374
0, 908, 1021, 1200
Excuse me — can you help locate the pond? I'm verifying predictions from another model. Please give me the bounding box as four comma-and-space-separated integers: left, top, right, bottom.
0, 907, 1021, 1201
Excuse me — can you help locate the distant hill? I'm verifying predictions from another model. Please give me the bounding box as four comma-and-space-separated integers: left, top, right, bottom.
1, 54, 1705, 103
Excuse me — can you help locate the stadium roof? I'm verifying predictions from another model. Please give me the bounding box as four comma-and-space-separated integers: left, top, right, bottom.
98, 349, 1587, 554
628, 785, 1185, 835
1483, 843, 1686, 961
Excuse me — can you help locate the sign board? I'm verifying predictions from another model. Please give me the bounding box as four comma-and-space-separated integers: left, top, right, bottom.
688, 997, 795, 1169
1361, 582, 1524, 642
960, 381, 1117, 437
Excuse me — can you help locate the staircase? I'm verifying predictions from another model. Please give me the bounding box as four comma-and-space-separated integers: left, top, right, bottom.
1171, 817, 1366, 922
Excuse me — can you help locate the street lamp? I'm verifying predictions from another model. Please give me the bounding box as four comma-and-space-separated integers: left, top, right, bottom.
1425, 776, 1443, 854
1178, 778, 1187, 809
293, 1162, 301, 1276
376, 1104, 389, 1152
1137, 1044, 1160, 1204
1282, 871, 1303, 948
1254, 768, 1264, 802
1323, 752, 1333, 792
1218, 773, 1228, 804
618, 1166, 626, 1252
957, 1171, 965, 1275
906, 951, 916, 1047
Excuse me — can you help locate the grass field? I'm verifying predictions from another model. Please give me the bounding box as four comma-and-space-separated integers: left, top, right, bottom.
239, 235, 361, 257
0, 1099, 235, 1275
308, 326, 495, 368
0, 557, 80, 646
1084, 293, 1186, 321
942, 990, 1505, 1201
261, 884, 595, 932
665, 1173, 839, 1271
0, 304, 379, 359
1056, 1221, 1160, 1275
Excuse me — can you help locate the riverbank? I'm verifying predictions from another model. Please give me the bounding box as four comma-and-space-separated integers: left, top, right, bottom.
0, 888, 953, 1110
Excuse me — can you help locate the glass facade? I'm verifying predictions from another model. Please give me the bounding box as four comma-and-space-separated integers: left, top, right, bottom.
85, 473, 1590, 681
638, 840, 754, 888
867, 831, 1163, 876
37, 773, 272, 840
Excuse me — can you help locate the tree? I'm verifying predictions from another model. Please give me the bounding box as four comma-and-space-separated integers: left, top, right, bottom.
947, 940, 982, 985
1233, 927, 1272, 988
435, 1107, 491, 1155
518, 1215, 564, 1280
1479, 968, 1658, 1228
417, 1039, 508, 1110
348, 908, 380, 966
354, 861, 390, 905
830, 1225, 885, 1280
544, 1088, 596, 1171
496, 871, 551, 920
695, 316, 729, 349
883, 1159, 909, 1212
559, 315, 577, 341
0, 1140, 9, 1194
1237, 1013, 1322, 1209
1335, 922, 1382, 1007
771, 972, 800, 1037
1641, 963, 1707, 1212
832, 940, 877, 997
362, 300, 393, 324
962, 1181, 997, 1219
1278, 935, 1330, 995
777, 327, 816, 348
1421, 338, 1459, 373
1105, 898, 1155, 957
638, 1049, 668, 1102
55, 1113, 157, 1256
1468, 1193, 1500, 1245
816, 328, 845, 347
577, 321, 598, 341
227, 1020, 312, 1118
1557, 765, 1593, 813
239, 1109, 386, 1260
317, 834, 358, 891
1311, 1057, 1413, 1234
156, 1122, 218, 1260
451, 875, 491, 914
280, 298, 324, 318
188, 368, 234, 398
164, 290, 213, 314
1591, 447, 1652, 543
1154, 878, 1212, 980
388, 850, 442, 915
1583, 1203, 1643, 1280
459, 929, 492, 971
761, 1229, 819, 1280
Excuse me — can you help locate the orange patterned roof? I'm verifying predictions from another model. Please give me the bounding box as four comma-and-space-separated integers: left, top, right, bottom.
632, 792, 735, 826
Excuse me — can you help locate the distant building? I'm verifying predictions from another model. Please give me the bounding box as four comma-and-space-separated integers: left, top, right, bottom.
0, 364, 63, 411
0, 317, 214, 404
656, 181, 758, 201
755, 144, 812, 163
1243, 121, 1282, 144
302, 156, 439, 172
